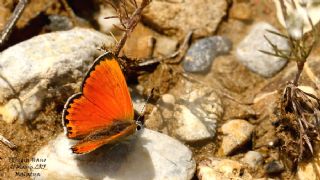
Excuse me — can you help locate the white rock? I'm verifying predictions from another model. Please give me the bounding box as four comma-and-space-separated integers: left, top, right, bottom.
0, 28, 114, 123
146, 80, 223, 142
197, 158, 252, 180
220, 119, 255, 155
30, 129, 196, 180
161, 94, 176, 105
236, 22, 289, 77
241, 151, 263, 168
174, 105, 216, 142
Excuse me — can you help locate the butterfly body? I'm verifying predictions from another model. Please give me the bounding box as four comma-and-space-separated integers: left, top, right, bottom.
62, 52, 141, 154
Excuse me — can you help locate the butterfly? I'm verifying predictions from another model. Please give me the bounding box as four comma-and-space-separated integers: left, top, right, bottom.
62, 52, 143, 154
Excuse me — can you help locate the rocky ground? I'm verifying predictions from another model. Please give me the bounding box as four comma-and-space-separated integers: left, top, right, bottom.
0, 0, 320, 179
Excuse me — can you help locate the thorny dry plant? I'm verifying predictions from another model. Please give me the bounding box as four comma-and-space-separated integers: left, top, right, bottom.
102, 0, 194, 98
103, 0, 152, 57
261, 0, 320, 171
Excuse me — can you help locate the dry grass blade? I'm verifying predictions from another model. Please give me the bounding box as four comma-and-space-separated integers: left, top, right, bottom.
104, 0, 152, 57
266, 29, 289, 39
137, 31, 193, 66
0, 0, 29, 48
0, 134, 17, 149
104, 16, 119, 19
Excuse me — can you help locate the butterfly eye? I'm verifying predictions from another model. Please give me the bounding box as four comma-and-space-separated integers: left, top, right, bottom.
135, 121, 143, 131
136, 124, 142, 131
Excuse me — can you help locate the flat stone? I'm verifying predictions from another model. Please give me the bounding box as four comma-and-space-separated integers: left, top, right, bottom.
0, 28, 114, 123
30, 129, 196, 180
122, 24, 155, 59
161, 93, 176, 105
265, 160, 284, 174
241, 151, 263, 168
230, 2, 252, 21
174, 105, 216, 142
142, 0, 227, 38
236, 22, 289, 77
183, 36, 232, 73
197, 158, 252, 180
146, 80, 223, 142
220, 119, 255, 155
47, 15, 74, 31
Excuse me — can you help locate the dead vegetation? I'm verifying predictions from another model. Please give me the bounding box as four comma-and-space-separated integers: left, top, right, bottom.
261, 0, 320, 171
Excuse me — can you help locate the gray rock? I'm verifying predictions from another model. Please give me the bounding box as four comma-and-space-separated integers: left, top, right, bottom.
47, 15, 73, 31
143, 0, 227, 38
0, 28, 114, 123
241, 151, 263, 168
183, 36, 232, 73
146, 80, 223, 142
197, 158, 252, 180
30, 129, 196, 180
220, 119, 255, 155
265, 160, 284, 174
236, 22, 289, 77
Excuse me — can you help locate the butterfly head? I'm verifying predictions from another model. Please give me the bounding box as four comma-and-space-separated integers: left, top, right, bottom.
135, 120, 144, 131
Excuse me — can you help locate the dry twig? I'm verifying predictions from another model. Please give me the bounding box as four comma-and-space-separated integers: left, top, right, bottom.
138, 31, 193, 67
0, 0, 29, 48
104, 0, 152, 57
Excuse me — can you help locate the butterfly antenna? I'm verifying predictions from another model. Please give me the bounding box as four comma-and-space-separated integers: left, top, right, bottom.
109, 31, 119, 43
136, 88, 154, 124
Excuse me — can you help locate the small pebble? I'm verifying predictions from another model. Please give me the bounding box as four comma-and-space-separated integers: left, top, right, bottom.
143, 0, 227, 37
230, 2, 252, 21
197, 158, 252, 180
220, 119, 255, 155
265, 160, 284, 174
161, 94, 176, 105
47, 15, 73, 31
241, 151, 263, 168
145, 80, 223, 142
183, 36, 232, 73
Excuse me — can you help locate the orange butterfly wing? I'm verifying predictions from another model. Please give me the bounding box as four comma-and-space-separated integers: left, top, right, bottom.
71, 121, 137, 154
62, 52, 134, 140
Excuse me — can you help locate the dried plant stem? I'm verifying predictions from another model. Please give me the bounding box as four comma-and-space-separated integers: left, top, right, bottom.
138, 31, 193, 67
112, 0, 151, 57
293, 60, 305, 86
0, 0, 29, 47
